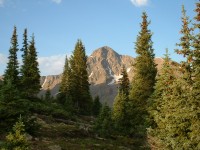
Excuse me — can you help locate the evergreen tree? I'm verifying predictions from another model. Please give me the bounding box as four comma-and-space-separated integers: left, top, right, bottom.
20, 28, 30, 97
148, 49, 176, 148
45, 87, 51, 101
175, 5, 193, 82
25, 35, 41, 98
190, 2, 200, 148
69, 40, 92, 115
157, 71, 196, 149
129, 12, 157, 135
3, 26, 19, 86
58, 55, 75, 113
60, 55, 71, 94
150, 5, 200, 149
0, 27, 26, 131
118, 65, 130, 96
112, 91, 131, 135
112, 66, 131, 135
92, 96, 102, 117
0, 79, 29, 131
193, 1, 200, 77
4, 116, 29, 150
94, 103, 113, 137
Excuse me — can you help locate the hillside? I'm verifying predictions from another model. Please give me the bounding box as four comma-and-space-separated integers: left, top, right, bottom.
28, 114, 149, 149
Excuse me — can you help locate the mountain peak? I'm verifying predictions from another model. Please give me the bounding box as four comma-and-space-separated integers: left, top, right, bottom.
90, 46, 120, 59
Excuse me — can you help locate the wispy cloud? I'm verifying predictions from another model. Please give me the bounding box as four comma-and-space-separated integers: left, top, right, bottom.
51, 0, 62, 4
0, 0, 5, 7
0, 53, 7, 65
130, 0, 149, 7
0, 53, 7, 75
0, 53, 68, 76
38, 54, 66, 76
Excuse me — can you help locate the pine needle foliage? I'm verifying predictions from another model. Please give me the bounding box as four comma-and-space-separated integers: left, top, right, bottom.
4, 116, 29, 150
148, 50, 176, 149
148, 4, 200, 149
60, 55, 71, 94
69, 40, 92, 115
113, 66, 131, 135
24, 35, 41, 98
129, 12, 157, 135
3, 26, 19, 87
94, 103, 113, 137
118, 65, 130, 96
92, 96, 102, 117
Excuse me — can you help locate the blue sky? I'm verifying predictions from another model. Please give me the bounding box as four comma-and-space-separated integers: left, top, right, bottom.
0, 0, 197, 75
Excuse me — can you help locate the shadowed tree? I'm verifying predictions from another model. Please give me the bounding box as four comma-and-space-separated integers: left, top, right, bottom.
24, 35, 41, 98
69, 40, 92, 115
113, 65, 131, 135
3, 26, 19, 86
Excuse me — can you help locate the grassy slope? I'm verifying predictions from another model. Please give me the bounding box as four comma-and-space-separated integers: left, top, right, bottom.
30, 115, 149, 150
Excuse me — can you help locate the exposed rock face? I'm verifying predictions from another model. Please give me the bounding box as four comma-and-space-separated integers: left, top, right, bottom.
40, 75, 61, 96
39, 46, 166, 106
0, 47, 168, 106
87, 46, 134, 85
0, 76, 3, 84
87, 46, 135, 105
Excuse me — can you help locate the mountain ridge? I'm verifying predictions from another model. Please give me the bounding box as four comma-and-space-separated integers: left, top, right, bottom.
0, 46, 166, 105
39, 46, 165, 106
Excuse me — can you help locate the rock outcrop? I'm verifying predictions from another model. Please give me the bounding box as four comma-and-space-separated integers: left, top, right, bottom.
39, 46, 166, 106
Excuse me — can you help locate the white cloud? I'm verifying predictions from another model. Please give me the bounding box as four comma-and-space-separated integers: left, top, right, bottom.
38, 54, 66, 76
51, 0, 62, 4
130, 0, 148, 7
0, 53, 68, 76
0, 0, 5, 7
0, 53, 7, 65
0, 53, 7, 75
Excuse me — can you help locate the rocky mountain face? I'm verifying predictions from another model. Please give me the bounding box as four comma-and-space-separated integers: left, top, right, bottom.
0, 46, 166, 106
39, 46, 165, 106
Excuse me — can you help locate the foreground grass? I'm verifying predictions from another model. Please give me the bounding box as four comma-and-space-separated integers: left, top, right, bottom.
29, 115, 149, 150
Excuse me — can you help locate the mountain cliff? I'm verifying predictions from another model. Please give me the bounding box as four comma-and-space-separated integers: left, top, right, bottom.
39, 46, 165, 106
0, 46, 165, 105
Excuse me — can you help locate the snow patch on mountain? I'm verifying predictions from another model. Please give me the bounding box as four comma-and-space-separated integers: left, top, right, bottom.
42, 76, 47, 88
89, 71, 93, 78
114, 74, 123, 82
107, 66, 122, 85
127, 67, 131, 73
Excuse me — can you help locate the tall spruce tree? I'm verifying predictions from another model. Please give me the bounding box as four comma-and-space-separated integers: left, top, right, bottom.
0, 26, 19, 104
3, 26, 19, 86
25, 35, 40, 98
148, 49, 176, 148
0, 27, 29, 130
190, 2, 200, 148
58, 55, 74, 112
118, 65, 130, 96
129, 12, 157, 135
175, 5, 193, 82
112, 65, 131, 135
20, 28, 29, 97
193, 1, 200, 78
59, 55, 71, 94
69, 40, 92, 115
155, 5, 200, 149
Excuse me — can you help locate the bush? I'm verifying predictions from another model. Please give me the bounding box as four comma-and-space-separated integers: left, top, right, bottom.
4, 116, 29, 150
94, 104, 113, 138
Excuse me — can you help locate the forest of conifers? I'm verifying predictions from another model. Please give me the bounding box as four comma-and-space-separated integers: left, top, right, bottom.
0, 2, 199, 150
